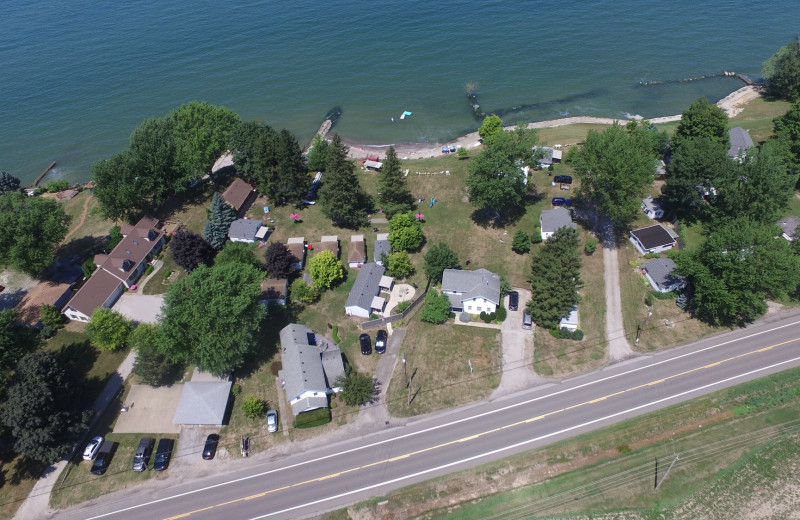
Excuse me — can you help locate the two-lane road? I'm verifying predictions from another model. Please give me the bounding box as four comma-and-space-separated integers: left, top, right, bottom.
59, 315, 800, 520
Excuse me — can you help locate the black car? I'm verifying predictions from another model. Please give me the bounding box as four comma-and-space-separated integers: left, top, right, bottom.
375, 330, 388, 354
202, 434, 219, 460
552, 197, 572, 206
153, 438, 174, 471
91, 441, 115, 475
508, 291, 519, 311
553, 175, 572, 184
359, 333, 372, 355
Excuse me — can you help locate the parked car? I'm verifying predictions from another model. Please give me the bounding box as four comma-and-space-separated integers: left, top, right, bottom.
202, 434, 219, 460
153, 438, 174, 471
266, 409, 278, 433
522, 311, 533, 329
132, 437, 155, 472
91, 441, 115, 475
553, 175, 572, 184
360, 333, 372, 355
507, 291, 519, 311
375, 330, 388, 354
551, 197, 572, 206
82, 436, 104, 461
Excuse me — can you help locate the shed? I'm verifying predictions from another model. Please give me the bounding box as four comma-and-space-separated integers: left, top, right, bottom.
172, 379, 232, 426
630, 225, 676, 255
348, 235, 367, 268
643, 257, 687, 293
364, 160, 383, 170
540, 208, 576, 241
778, 216, 799, 241
559, 306, 579, 332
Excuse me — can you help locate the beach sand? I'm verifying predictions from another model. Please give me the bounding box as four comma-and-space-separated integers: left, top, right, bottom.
345, 85, 762, 161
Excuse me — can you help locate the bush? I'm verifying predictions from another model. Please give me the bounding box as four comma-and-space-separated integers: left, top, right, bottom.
531, 225, 543, 244
145, 265, 155, 275
290, 279, 320, 305
512, 230, 531, 254
332, 325, 341, 343
163, 270, 172, 278
644, 292, 654, 306
293, 407, 331, 429
421, 290, 452, 324
495, 306, 507, 322
585, 237, 598, 255
643, 252, 661, 259
369, 312, 379, 320
231, 384, 242, 396
549, 327, 583, 341
46, 180, 70, 193
396, 300, 411, 313
651, 290, 678, 300
241, 396, 266, 420
81, 257, 97, 278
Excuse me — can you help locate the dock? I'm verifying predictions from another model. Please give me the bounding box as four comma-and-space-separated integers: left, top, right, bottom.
32, 161, 56, 187
304, 106, 342, 154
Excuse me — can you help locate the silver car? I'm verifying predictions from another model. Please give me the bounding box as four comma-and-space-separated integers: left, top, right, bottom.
82, 436, 104, 461
266, 409, 278, 433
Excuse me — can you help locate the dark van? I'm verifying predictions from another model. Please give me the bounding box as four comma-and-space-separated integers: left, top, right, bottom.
132, 437, 155, 472
153, 438, 174, 471
91, 441, 116, 475
553, 175, 572, 184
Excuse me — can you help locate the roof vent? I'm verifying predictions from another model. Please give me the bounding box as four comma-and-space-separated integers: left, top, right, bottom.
125, 250, 131, 255
132, 240, 138, 246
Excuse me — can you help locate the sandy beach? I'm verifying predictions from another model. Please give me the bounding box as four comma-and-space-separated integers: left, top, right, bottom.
345, 85, 762, 161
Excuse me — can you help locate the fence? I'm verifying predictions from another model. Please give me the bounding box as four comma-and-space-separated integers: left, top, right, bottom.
361, 279, 431, 330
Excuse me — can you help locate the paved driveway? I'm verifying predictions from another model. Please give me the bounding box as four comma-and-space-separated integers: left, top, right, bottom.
114, 293, 164, 324
113, 384, 183, 434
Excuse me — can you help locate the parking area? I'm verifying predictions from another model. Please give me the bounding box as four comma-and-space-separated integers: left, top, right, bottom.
113, 384, 183, 434
113, 293, 164, 324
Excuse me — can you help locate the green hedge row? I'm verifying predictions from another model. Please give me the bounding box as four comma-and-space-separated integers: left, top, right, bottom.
293, 407, 331, 429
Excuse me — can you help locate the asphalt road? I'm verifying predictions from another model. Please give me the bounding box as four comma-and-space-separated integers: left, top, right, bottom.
56, 315, 800, 520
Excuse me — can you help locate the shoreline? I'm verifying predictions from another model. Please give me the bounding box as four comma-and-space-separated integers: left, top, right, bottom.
345, 85, 762, 161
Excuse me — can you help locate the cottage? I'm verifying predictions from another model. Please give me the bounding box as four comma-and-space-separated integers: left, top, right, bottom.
728, 127, 754, 160
316, 235, 340, 258
559, 306, 579, 332
172, 370, 232, 426
15, 281, 73, 328
364, 160, 383, 171
228, 218, 267, 243
286, 237, 306, 271
278, 324, 345, 416
533, 146, 560, 168
540, 207, 577, 241
643, 257, 688, 293
348, 235, 367, 268
373, 233, 390, 266
441, 268, 501, 314
222, 177, 257, 216
345, 263, 391, 318
778, 216, 799, 241
63, 216, 166, 322
259, 278, 288, 307
630, 224, 677, 255
641, 197, 664, 220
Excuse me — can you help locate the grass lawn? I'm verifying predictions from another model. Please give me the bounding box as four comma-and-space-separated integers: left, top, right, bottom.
323, 366, 800, 520
0, 457, 47, 520
386, 319, 501, 418
729, 96, 791, 143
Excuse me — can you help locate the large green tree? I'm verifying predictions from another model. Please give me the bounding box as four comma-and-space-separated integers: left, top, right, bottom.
230, 121, 277, 182
159, 263, 266, 376
0, 309, 41, 377
0, 351, 91, 464
91, 150, 144, 222
377, 146, 414, 218
171, 230, 215, 272
478, 114, 503, 140
675, 219, 800, 325
215, 241, 263, 270
762, 37, 800, 101
663, 137, 734, 218
465, 130, 532, 215
527, 227, 582, 329
423, 242, 460, 283
0, 192, 70, 276
130, 324, 184, 387
306, 134, 330, 171
673, 98, 729, 147
388, 212, 425, 252
307, 250, 345, 290
0, 171, 21, 195
420, 290, 452, 324
318, 134, 372, 227
85, 308, 133, 351
256, 129, 309, 205
773, 100, 800, 172
571, 123, 658, 228
202, 192, 238, 250
335, 366, 378, 406
169, 101, 241, 185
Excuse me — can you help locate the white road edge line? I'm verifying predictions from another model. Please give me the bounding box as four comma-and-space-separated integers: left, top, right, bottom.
81, 320, 800, 520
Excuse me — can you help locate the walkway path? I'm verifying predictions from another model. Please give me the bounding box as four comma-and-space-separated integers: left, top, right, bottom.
61, 194, 93, 245
602, 233, 636, 362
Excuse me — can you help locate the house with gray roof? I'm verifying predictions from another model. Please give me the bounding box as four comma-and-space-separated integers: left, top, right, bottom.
172, 370, 232, 426
344, 263, 392, 318
373, 233, 390, 266
779, 216, 799, 241
643, 257, 687, 293
728, 127, 754, 160
641, 196, 664, 220
278, 324, 344, 416
540, 207, 577, 241
559, 305, 579, 332
441, 268, 501, 314
228, 218, 267, 243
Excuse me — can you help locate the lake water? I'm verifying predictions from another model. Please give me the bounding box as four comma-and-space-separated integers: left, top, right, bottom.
2, 0, 799, 184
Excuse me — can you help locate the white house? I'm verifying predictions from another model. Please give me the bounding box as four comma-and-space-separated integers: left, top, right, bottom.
540, 207, 577, 241
641, 197, 664, 220
643, 257, 687, 293
559, 306, 579, 332
228, 218, 267, 243
347, 235, 367, 268
441, 268, 501, 314
630, 225, 677, 255
345, 263, 392, 318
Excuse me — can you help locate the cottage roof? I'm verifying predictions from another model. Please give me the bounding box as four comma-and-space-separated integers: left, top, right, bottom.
345, 263, 386, 313
631, 225, 675, 250
15, 281, 72, 326
779, 216, 800, 239
260, 278, 288, 301
373, 239, 390, 263
65, 270, 123, 318
364, 160, 383, 169
560, 306, 579, 328
540, 207, 576, 234
279, 324, 343, 415
286, 237, 306, 265
348, 236, 367, 263
441, 268, 501, 305
98, 216, 164, 280
643, 257, 687, 291
316, 236, 339, 256
222, 178, 255, 211
728, 127, 754, 158
172, 380, 232, 425
228, 218, 262, 241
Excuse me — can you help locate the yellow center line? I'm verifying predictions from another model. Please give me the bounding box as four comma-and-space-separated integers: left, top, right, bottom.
164, 336, 800, 520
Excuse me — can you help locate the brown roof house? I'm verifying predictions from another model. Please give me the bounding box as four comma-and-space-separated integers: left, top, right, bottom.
222, 178, 257, 217
259, 278, 288, 307
315, 235, 339, 258
15, 281, 73, 328
347, 235, 367, 268
63, 216, 166, 322
286, 237, 306, 271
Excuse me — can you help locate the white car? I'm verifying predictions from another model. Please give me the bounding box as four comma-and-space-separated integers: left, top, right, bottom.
266, 409, 278, 433
82, 436, 104, 461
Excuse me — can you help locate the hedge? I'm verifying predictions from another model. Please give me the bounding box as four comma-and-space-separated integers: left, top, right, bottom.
293, 407, 331, 429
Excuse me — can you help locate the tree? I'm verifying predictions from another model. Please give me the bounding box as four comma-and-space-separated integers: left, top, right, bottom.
377, 146, 414, 218
0, 192, 71, 276
130, 324, 184, 387
255, 129, 309, 205
527, 227, 582, 329
762, 38, 800, 101
335, 366, 378, 406
673, 98, 729, 147
169, 101, 241, 185
231, 121, 277, 182
264, 242, 298, 279
0, 171, 21, 195
457, 147, 469, 160
170, 230, 215, 272
159, 263, 266, 376
512, 229, 530, 254
215, 241, 263, 270
465, 129, 533, 215
773, 100, 800, 172
85, 308, 133, 351
241, 396, 267, 419
386, 251, 414, 278
306, 134, 331, 171
307, 250, 345, 290
290, 278, 319, 304
420, 290, 452, 324
39, 304, 64, 337
571, 123, 658, 228
202, 192, 238, 249
663, 136, 733, 218
106, 225, 123, 252
91, 150, 145, 222
388, 212, 425, 252
478, 114, 503, 140
0, 309, 41, 377
128, 116, 181, 206
318, 134, 372, 227
423, 242, 459, 282
0, 351, 90, 464
674, 219, 800, 325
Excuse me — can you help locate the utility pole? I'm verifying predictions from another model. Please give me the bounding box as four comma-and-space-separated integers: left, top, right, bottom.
655, 453, 679, 490
636, 310, 653, 344
407, 368, 415, 406
402, 354, 408, 388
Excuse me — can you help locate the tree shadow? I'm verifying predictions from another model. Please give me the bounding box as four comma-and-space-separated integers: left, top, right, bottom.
470, 204, 527, 229
9, 456, 47, 486
234, 302, 301, 379
153, 184, 217, 223
54, 340, 98, 381
56, 235, 107, 262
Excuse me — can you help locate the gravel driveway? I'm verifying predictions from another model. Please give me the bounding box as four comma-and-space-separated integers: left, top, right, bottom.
492, 288, 543, 397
